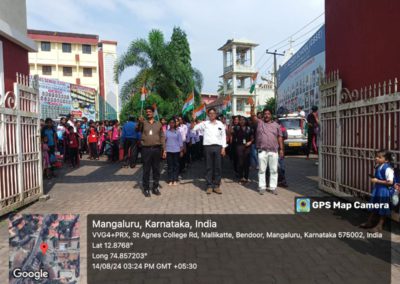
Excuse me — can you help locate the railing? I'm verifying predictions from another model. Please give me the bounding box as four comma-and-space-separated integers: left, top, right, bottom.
223, 64, 255, 74
0, 74, 43, 216
319, 71, 400, 201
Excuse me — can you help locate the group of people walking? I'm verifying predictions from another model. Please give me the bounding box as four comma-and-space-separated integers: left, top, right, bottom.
40, 104, 319, 196
40, 105, 400, 233
135, 104, 286, 197
40, 114, 133, 178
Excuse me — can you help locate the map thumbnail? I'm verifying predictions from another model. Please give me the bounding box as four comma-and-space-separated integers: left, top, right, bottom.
9, 214, 80, 284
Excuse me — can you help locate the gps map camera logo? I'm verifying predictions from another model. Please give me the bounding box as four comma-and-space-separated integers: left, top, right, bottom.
296, 198, 311, 213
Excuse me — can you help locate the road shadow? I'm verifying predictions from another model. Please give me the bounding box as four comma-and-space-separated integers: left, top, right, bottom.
44, 157, 143, 195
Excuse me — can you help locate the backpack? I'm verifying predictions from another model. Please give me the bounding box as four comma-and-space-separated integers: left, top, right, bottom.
68, 133, 79, 148
390, 167, 400, 207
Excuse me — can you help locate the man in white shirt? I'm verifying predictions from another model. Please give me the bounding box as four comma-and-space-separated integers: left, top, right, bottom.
192, 108, 227, 194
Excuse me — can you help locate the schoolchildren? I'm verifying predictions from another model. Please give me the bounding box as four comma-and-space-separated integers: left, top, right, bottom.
41, 118, 58, 157
103, 132, 113, 161
98, 121, 106, 156
88, 123, 99, 160
42, 136, 52, 179
66, 126, 80, 168
360, 150, 394, 232
75, 121, 84, 159
111, 120, 121, 162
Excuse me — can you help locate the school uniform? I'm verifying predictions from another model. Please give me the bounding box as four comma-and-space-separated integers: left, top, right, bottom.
67, 132, 80, 167
370, 163, 394, 216
88, 128, 99, 159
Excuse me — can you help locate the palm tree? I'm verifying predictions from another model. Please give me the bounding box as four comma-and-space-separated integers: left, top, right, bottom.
115, 29, 203, 109
114, 29, 178, 103
217, 81, 232, 95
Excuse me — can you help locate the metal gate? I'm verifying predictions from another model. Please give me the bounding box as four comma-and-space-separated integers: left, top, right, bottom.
319, 71, 400, 199
0, 74, 42, 216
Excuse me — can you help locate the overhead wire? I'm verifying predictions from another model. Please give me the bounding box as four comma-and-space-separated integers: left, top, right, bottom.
257, 55, 273, 72
265, 12, 325, 51
274, 22, 324, 52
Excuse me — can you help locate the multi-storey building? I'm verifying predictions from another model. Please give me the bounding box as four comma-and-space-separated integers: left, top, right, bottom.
218, 39, 259, 116
27, 29, 119, 119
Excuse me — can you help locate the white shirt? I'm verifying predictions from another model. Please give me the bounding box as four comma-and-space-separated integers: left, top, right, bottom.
178, 124, 188, 143
378, 164, 394, 182
68, 119, 77, 132
193, 120, 227, 148
197, 126, 204, 137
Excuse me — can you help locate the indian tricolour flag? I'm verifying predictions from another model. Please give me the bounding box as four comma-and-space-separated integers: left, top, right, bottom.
193, 104, 206, 119
141, 85, 148, 101
221, 100, 228, 115
182, 92, 194, 114
225, 95, 231, 112
249, 72, 258, 94
152, 103, 160, 121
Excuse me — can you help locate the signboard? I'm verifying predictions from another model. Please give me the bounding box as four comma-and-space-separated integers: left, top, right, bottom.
70, 84, 97, 121
38, 78, 71, 119
277, 25, 325, 114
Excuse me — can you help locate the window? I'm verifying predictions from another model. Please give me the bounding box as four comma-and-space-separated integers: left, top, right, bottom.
237, 99, 245, 112
83, 68, 92, 77
279, 119, 301, 130
41, 41, 51, 51
62, 43, 72, 53
42, 66, 52, 75
63, 67, 72, 76
82, 44, 91, 54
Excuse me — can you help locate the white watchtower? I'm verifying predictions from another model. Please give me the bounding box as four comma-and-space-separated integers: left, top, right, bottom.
218, 39, 258, 116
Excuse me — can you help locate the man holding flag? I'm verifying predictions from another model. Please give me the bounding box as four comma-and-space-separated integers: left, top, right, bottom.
137, 106, 166, 197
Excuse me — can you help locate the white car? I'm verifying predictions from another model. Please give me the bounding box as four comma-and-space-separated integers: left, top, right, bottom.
278, 114, 308, 153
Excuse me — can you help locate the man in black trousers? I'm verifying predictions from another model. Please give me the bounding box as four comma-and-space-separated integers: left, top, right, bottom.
137, 106, 166, 197
192, 108, 227, 194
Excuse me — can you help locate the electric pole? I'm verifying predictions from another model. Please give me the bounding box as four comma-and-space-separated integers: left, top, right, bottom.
266, 49, 284, 113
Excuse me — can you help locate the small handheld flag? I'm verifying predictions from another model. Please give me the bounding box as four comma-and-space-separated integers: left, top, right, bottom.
141, 86, 148, 102
152, 103, 159, 121
182, 92, 194, 114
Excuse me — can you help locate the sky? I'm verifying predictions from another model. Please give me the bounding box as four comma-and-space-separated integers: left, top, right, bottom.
26, 0, 325, 94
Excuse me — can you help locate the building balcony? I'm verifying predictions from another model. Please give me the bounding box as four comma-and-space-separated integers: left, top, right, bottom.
234, 87, 251, 96
223, 64, 256, 76
234, 64, 255, 73
224, 65, 233, 74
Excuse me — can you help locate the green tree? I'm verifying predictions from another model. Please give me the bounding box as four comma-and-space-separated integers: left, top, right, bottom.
115, 27, 203, 116
115, 30, 175, 102
264, 97, 276, 114
119, 93, 174, 123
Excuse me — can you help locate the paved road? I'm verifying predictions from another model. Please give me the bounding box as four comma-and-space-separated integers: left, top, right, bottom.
1, 155, 399, 283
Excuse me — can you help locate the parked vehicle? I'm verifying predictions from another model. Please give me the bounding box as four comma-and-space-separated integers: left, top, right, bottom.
278, 114, 307, 153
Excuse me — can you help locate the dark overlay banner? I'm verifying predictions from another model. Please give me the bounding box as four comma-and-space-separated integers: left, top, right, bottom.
87, 213, 391, 284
